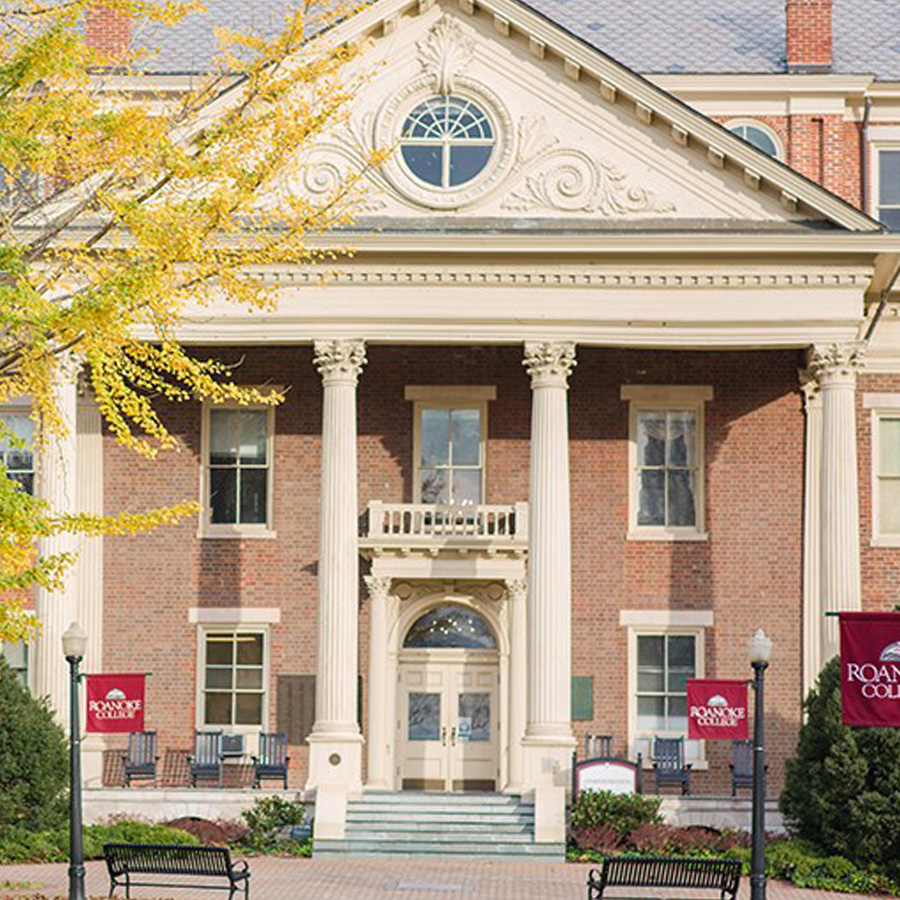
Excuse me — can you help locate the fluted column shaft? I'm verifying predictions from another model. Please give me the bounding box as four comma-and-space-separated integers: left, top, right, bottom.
311, 340, 366, 739
811, 343, 863, 663
524, 342, 576, 739
34, 368, 79, 720
506, 577, 527, 791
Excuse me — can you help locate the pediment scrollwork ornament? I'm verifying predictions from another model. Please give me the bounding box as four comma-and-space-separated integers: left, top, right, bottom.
501, 117, 676, 217
417, 15, 475, 95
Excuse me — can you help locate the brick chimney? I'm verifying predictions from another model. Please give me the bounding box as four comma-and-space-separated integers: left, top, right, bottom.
85, 3, 131, 65
786, 0, 832, 72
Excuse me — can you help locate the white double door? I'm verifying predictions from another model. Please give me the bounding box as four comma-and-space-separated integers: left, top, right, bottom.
398, 649, 499, 792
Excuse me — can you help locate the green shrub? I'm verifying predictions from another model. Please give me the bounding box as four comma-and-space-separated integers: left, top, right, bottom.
781, 656, 900, 881
0, 820, 198, 865
0, 656, 69, 833
569, 790, 662, 837
240, 796, 309, 851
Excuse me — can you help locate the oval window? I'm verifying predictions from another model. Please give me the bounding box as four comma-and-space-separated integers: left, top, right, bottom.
404, 605, 497, 649
727, 122, 781, 159
400, 96, 495, 189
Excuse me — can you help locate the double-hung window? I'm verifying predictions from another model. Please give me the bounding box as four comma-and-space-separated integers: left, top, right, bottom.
201, 631, 266, 727
865, 396, 900, 546
877, 149, 900, 232
202, 405, 274, 536
0, 414, 35, 495
0, 640, 28, 685
406, 386, 495, 507
622, 386, 712, 540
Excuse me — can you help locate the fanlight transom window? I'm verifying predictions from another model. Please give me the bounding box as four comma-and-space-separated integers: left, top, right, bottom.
404, 605, 497, 649
401, 96, 495, 189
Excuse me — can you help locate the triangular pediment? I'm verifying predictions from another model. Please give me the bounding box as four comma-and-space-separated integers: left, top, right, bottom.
284, 0, 879, 233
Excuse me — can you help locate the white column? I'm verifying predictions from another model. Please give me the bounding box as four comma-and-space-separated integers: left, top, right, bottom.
800, 372, 823, 695
505, 577, 527, 793
810, 342, 864, 664
364, 574, 393, 789
307, 339, 366, 798
34, 366, 79, 722
522, 342, 576, 843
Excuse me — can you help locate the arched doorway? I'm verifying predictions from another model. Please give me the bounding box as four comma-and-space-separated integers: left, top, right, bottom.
397, 604, 500, 792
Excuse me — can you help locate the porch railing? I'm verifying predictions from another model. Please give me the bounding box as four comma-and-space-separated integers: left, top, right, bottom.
365, 501, 528, 542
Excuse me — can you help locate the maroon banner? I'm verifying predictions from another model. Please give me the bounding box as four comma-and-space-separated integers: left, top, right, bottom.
687, 679, 749, 740
840, 612, 900, 727
86, 674, 145, 733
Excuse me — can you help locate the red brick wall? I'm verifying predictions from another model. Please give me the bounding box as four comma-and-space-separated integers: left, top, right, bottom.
85, 3, 130, 63
104, 345, 804, 794
786, 0, 832, 71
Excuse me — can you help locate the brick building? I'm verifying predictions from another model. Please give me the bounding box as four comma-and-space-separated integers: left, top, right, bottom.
7, 0, 900, 855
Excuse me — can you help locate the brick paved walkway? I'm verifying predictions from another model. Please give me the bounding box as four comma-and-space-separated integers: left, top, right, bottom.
0, 857, 887, 900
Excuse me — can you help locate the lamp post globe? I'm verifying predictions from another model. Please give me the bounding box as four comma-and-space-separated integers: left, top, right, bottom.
63, 622, 87, 900
748, 628, 772, 900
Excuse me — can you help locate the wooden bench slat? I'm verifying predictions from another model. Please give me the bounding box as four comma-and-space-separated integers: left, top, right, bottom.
588, 857, 741, 900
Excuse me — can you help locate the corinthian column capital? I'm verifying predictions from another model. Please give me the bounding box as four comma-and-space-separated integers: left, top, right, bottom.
523, 341, 576, 388
505, 578, 527, 603
364, 575, 393, 603
808, 342, 865, 387
314, 339, 367, 385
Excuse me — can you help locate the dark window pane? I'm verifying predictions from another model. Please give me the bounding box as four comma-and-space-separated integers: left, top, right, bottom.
880, 207, 900, 232
421, 409, 450, 466
205, 692, 232, 725
638, 635, 664, 668
206, 635, 233, 665
638, 470, 665, 526
205, 667, 233, 689
637, 413, 666, 466
668, 635, 696, 670
8, 472, 33, 494
210, 410, 240, 464
452, 469, 481, 506
637, 696, 665, 731
236, 633, 264, 665
408, 692, 441, 741
404, 605, 496, 649
239, 468, 267, 524
880, 151, 900, 206
421, 468, 449, 504
449, 145, 493, 186
235, 692, 263, 725
667, 412, 695, 467
668, 470, 696, 526
239, 411, 268, 465
402, 145, 444, 186
210, 468, 237, 524
451, 409, 480, 465
236, 669, 263, 689
458, 692, 490, 741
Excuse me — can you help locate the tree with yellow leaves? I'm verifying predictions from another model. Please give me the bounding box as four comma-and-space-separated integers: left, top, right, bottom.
0, 0, 372, 642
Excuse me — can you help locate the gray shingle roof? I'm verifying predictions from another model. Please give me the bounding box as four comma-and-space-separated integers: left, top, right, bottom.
133, 0, 900, 80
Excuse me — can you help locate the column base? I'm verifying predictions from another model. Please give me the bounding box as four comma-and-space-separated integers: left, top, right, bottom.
522, 733, 576, 790
306, 731, 364, 792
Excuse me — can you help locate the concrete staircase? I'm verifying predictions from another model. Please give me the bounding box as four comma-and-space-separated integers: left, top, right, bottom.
313, 791, 564, 860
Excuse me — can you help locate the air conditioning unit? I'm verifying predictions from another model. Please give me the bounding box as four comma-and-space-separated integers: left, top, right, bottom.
221, 734, 245, 758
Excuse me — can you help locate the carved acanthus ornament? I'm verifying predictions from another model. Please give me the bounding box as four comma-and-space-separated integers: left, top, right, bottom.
505, 578, 527, 604
314, 339, 367, 384
417, 15, 475, 95
364, 575, 393, 602
523, 341, 577, 388
501, 117, 676, 217
808, 342, 865, 386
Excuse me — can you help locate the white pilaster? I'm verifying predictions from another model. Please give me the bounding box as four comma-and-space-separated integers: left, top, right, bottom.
364, 574, 393, 789
522, 342, 576, 840
800, 372, 823, 696
307, 339, 366, 797
809, 342, 864, 665
33, 365, 79, 722
505, 577, 527, 793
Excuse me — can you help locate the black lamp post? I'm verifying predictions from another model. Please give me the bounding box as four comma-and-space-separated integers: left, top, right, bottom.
62, 622, 87, 900
748, 628, 773, 900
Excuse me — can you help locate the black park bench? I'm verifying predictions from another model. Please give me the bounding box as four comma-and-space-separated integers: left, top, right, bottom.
587, 857, 742, 900
103, 843, 250, 899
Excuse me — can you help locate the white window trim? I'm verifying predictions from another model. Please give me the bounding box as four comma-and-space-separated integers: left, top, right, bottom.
621, 385, 713, 541
195, 625, 270, 738
870, 143, 900, 223
625, 622, 708, 769
405, 386, 496, 505
198, 399, 277, 539
866, 401, 900, 547
724, 119, 784, 161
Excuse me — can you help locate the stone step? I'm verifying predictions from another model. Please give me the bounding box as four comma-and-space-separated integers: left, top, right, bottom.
358, 791, 524, 806
348, 805, 533, 820
346, 817, 533, 831
314, 839, 565, 860
343, 830, 534, 843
